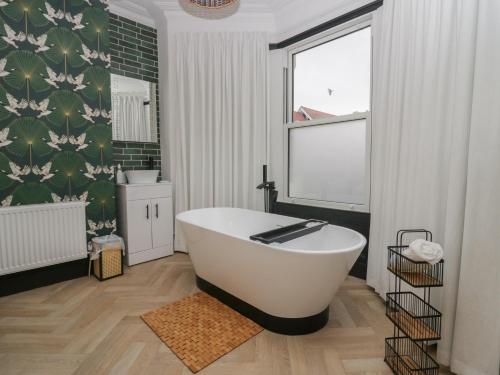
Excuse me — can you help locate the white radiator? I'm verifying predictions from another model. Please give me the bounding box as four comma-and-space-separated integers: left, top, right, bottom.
0, 202, 87, 276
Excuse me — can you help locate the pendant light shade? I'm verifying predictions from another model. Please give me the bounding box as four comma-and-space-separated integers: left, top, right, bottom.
178, 0, 240, 19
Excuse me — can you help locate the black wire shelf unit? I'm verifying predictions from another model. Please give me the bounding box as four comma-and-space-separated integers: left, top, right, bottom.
388, 246, 443, 287
385, 336, 440, 375
384, 229, 444, 375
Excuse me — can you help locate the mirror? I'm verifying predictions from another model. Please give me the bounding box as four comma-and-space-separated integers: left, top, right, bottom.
111, 74, 158, 143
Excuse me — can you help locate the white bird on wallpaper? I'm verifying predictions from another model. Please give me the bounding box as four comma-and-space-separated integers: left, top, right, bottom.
5, 93, 28, 116
1, 195, 12, 207
105, 219, 116, 232
80, 44, 98, 65
66, 13, 84, 31
4, 24, 26, 43
0, 128, 12, 148
99, 52, 111, 68
50, 193, 63, 203
1, 34, 17, 49
6, 93, 28, 110
44, 66, 65, 88
32, 162, 54, 182
87, 219, 104, 236
84, 162, 102, 180
99, 0, 110, 10
27, 33, 49, 53
51, 191, 88, 204
5, 26, 25, 48
51, 193, 73, 203
67, 73, 86, 91
78, 191, 88, 203
0, 58, 9, 77
47, 130, 68, 151
29, 98, 52, 118
101, 165, 114, 180
100, 109, 112, 124
82, 104, 100, 123
8, 162, 30, 182
69, 133, 88, 151
2, 24, 20, 48
43, 2, 64, 25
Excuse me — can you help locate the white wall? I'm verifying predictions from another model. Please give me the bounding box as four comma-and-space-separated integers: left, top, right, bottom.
109, 2, 156, 27
110, 0, 377, 41
273, 0, 375, 42
268, 49, 286, 200
165, 11, 276, 34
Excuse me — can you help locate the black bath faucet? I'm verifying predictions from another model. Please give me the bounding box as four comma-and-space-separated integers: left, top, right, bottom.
256, 164, 275, 189
257, 165, 278, 213
256, 181, 275, 190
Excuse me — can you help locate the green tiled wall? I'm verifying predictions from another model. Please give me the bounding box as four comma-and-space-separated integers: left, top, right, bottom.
109, 13, 161, 174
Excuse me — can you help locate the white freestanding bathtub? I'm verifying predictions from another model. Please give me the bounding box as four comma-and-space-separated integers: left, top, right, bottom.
176, 207, 366, 335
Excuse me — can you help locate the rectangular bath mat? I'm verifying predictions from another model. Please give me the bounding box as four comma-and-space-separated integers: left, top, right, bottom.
141, 292, 263, 373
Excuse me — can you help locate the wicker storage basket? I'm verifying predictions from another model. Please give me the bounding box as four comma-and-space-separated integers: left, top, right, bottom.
93, 246, 123, 281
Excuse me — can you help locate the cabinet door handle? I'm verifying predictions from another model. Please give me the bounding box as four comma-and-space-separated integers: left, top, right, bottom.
156, 203, 159, 218
146, 204, 149, 220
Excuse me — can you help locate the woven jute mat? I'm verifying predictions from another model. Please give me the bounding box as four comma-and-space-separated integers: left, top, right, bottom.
141, 292, 263, 373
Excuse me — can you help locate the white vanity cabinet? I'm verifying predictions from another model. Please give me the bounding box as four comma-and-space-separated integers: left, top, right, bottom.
117, 182, 174, 266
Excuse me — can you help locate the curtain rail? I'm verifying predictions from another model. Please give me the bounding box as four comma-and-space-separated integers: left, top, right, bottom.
269, 0, 383, 50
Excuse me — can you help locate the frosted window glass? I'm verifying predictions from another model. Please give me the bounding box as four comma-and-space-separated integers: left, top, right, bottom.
289, 120, 366, 204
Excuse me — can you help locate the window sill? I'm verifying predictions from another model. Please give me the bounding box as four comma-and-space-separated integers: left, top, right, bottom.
279, 196, 370, 213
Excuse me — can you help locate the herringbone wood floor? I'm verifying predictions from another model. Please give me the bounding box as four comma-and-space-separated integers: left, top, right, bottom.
0, 253, 451, 375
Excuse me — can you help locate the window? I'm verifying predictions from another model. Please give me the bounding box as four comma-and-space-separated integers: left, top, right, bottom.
284, 22, 372, 212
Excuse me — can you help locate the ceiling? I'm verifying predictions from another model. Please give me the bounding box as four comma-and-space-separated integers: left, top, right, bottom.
109, 0, 372, 40
110, 0, 283, 13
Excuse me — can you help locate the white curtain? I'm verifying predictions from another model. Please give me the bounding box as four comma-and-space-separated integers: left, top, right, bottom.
368, 1, 500, 374
450, 1, 500, 373
166, 32, 268, 250
112, 94, 151, 142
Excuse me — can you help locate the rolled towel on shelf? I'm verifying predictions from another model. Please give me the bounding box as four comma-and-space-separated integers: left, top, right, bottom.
403, 239, 443, 265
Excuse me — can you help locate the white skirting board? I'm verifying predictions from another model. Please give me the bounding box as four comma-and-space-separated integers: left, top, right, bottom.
126, 245, 173, 266
0, 202, 87, 276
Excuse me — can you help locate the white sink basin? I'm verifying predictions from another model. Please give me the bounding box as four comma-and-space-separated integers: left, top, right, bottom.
125, 170, 159, 184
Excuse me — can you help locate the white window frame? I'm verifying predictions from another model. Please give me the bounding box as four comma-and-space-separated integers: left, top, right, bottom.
281, 17, 373, 213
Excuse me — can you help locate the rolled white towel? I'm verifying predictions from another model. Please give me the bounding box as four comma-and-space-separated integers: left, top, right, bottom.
403, 239, 443, 265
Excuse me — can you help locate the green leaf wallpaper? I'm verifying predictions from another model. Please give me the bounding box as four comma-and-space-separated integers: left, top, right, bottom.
0, 0, 115, 239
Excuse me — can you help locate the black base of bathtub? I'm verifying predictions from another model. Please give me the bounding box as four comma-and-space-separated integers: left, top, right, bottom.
196, 275, 329, 335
